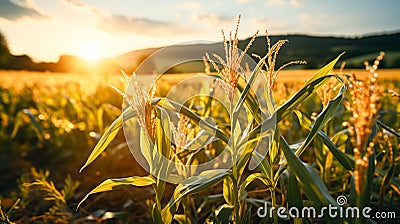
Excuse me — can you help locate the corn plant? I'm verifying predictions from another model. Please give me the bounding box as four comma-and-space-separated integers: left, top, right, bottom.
0, 199, 19, 224
78, 18, 399, 224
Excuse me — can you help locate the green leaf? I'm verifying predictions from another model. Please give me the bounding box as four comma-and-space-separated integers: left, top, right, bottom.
223, 176, 234, 205
377, 120, 400, 138
155, 106, 172, 159
97, 103, 121, 132
293, 110, 354, 170
269, 126, 281, 165
276, 53, 344, 121
307, 53, 345, 85
175, 130, 215, 159
215, 204, 234, 223
152, 203, 163, 224
237, 138, 261, 177
238, 111, 276, 149
232, 119, 242, 156
154, 107, 173, 205
173, 214, 193, 224
317, 132, 354, 170
361, 152, 376, 207
235, 106, 275, 174
379, 159, 395, 205
239, 173, 272, 198
293, 110, 312, 131
280, 135, 338, 209
288, 171, 304, 224
294, 84, 346, 158
249, 151, 272, 180
79, 107, 135, 172
11, 108, 44, 141
375, 168, 400, 193
232, 58, 266, 125
140, 128, 153, 172
154, 97, 229, 144
77, 176, 154, 209
162, 169, 230, 224
264, 86, 275, 115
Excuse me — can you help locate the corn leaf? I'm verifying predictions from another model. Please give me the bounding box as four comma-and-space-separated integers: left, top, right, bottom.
152, 203, 163, 224
362, 152, 376, 207
155, 106, 172, 159
276, 53, 344, 122
154, 97, 229, 144
280, 135, 338, 209
293, 110, 354, 170
237, 138, 261, 177
377, 119, 400, 138
173, 214, 193, 224
232, 58, 266, 125
238, 111, 276, 148
288, 171, 304, 224
317, 132, 354, 170
10, 108, 44, 141
161, 169, 230, 224
249, 151, 272, 180
269, 126, 281, 165
239, 173, 272, 198
223, 176, 234, 205
293, 110, 312, 131
214, 204, 234, 223
140, 128, 154, 172
294, 84, 346, 158
154, 107, 172, 203
79, 107, 135, 172
174, 130, 215, 159
379, 159, 395, 205
77, 176, 154, 209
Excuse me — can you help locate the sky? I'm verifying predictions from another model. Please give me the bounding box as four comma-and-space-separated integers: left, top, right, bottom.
0, 0, 399, 62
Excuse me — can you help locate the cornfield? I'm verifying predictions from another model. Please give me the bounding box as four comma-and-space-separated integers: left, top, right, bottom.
0, 18, 399, 224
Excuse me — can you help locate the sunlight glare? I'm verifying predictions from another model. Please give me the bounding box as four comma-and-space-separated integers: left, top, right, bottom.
77, 42, 104, 62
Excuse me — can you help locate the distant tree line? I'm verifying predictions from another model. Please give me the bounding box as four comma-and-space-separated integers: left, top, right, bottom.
1, 30, 399, 74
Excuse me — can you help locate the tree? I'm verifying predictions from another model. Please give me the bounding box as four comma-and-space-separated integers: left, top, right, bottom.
0, 30, 11, 66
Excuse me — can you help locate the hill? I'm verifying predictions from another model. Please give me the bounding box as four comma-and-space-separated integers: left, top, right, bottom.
114, 32, 400, 74
1, 31, 399, 73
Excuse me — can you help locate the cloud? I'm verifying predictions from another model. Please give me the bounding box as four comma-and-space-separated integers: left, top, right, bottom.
60, 0, 100, 14
192, 13, 234, 26
97, 13, 191, 36
0, 0, 48, 21
61, 0, 192, 36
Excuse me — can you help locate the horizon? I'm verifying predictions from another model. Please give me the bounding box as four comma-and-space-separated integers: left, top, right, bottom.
4, 31, 400, 64
1, 0, 399, 63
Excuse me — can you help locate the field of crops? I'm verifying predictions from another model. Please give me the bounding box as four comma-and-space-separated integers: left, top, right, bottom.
0, 62, 399, 223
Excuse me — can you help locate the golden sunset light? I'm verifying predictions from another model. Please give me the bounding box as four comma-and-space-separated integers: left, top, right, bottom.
0, 0, 399, 223
77, 42, 104, 62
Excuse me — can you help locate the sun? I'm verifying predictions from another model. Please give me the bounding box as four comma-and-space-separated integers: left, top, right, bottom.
77, 42, 104, 62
